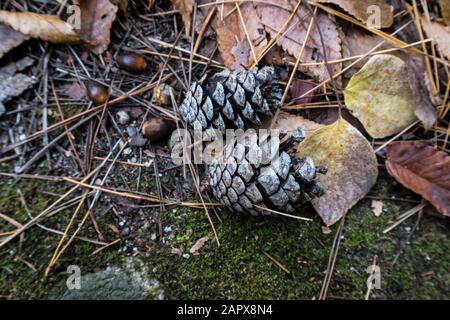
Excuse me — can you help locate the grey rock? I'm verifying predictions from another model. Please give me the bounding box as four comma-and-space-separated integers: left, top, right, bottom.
116, 110, 131, 125
129, 134, 147, 147
60, 258, 165, 300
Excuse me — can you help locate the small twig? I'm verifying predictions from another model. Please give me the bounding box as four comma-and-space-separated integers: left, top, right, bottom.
263, 251, 290, 274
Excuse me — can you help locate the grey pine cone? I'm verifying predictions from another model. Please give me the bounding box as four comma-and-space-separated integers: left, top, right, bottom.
179, 66, 278, 133
208, 132, 325, 216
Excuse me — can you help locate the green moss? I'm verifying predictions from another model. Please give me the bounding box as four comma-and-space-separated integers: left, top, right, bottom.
149, 175, 449, 300
1, 170, 448, 299
0, 173, 122, 299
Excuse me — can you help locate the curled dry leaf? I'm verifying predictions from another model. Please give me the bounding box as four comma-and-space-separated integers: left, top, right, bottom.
311, 0, 393, 28
189, 236, 209, 254
0, 0, 117, 54
77, 0, 118, 54
0, 10, 79, 43
215, 3, 267, 70
0, 24, 29, 59
344, 54, 417, 139
421, 17, 450, 61
386, 141, 450, 217
296, 118, 378, 226
256, 0, 342, 83
406, 55, 437, 130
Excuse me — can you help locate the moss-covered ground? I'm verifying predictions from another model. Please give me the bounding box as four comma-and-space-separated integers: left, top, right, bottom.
0, 169, 449, 299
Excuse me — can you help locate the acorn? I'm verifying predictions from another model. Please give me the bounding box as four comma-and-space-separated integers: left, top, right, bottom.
142, 118, 172, 143
153, 83, 174, 105
86, 81, 109, 105
116, 51, 147, 74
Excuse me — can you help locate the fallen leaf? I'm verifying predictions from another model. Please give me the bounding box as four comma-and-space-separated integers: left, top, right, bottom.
386, 141, 450, 217
172, 0, 194, 35
297, 118, 378, 226
0, 1, 117, 54
290, 79, 317, 104
341, 28, 396, 78
215, 2, 267, 70
256, 0, 342, 83
65, 82, 87, 100
110, 0, 129, 12
0, 57, 35, 116
322, 108, 368, 136
421, 18, 450, 61
262, 45, 295, 66
0, 10, 79, 43
406, 55, 438, 130
189, 236, 209, 254
312, 0, 393, 28
371, 200, 383, 216
344, 54, 417, 139
439, 0, 450, 27
0, 24, 29, 59
77, 0, 118, 54
261, 111, 323, 143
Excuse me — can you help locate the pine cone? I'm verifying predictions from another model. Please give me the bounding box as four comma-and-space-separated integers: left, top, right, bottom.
207, 131, 326, 216
178, 66, 278, 133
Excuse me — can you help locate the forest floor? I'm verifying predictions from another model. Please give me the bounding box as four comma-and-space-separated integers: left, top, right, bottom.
1, 168, 448, 299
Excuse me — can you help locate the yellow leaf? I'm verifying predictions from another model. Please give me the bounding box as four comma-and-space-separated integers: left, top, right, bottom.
344, 54, 417, 139
297, 118, 378, 226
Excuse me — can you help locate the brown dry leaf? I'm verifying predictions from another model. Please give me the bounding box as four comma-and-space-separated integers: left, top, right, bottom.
296, 118, 378, 226
290, 79, 317, 104
406, 55, 438, 130
216, 3, 267, 70
312, 0, 393, 28
421, 17, 450, 61
172, 0, 194, 35
439, 0, 450, 27
371, 200, 383, 216
110, 0, 129, 12
386, 141, 450, 217
256, 0, 342, 83
344, 54, 417, 139
189, 236, 209, 254
65, 82, 87, 100
264, 111, 323, 142
0, 10, 79, 43
0, 24, 29, 59
77, 0, 118, 54
341, 28, 396, 78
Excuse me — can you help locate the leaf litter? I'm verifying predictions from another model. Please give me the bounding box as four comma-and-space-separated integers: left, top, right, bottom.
0, 0, 448, 300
